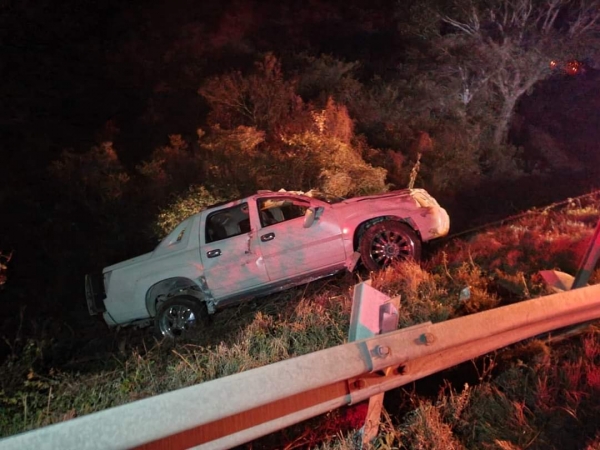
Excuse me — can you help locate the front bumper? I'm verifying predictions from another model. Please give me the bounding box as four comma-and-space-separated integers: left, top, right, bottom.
438, 208, 450, 236
424, 207, 450, 239
85, 274, 107, 315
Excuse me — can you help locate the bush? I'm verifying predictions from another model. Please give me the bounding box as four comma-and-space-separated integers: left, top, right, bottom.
153, 185, 236, 237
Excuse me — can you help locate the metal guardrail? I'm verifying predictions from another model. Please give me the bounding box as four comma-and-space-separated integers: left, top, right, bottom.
347, 281, 399, 446
2, 283, 600, 450
573, 218, 600, 288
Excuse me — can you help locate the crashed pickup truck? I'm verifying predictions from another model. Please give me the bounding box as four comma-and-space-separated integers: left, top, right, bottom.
86, 188, 449, 338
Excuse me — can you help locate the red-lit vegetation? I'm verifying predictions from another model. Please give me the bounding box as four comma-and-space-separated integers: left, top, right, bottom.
2, 0, 600, 446
1, 193, 599, 448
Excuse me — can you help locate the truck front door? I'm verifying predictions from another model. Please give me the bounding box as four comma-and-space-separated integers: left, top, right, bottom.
256, 196, 346, 282
200, 202, 270, 299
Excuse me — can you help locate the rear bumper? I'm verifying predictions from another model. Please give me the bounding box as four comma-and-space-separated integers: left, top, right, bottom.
85, 274, 107, 315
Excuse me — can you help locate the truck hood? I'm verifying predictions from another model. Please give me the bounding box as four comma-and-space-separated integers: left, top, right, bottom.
333, 188, 413, 205
103, 252, 153, 273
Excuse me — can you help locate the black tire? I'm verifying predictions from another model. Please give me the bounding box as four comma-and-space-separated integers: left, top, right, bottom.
359, 220, 421, 272
154, 295, 208, 339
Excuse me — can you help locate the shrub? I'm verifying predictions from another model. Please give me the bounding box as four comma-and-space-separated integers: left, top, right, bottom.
281, 130, 387, 197
50, 142, 130, 209
153, 185, 235, 237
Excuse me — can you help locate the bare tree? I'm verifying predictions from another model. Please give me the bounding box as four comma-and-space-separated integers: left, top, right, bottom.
406, 0, 600, 146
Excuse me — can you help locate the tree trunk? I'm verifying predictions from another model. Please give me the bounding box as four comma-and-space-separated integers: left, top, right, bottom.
493, 96, 518, 147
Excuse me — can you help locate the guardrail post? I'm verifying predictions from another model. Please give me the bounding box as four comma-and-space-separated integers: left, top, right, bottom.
572, 218, 600, 289
540, 217, 600, 292
348, 280, 399, 447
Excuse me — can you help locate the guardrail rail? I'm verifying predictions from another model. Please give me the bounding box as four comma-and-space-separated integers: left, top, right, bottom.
2, 282, 600, 450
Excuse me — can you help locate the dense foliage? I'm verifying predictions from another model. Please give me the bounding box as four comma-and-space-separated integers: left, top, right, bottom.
1, 0, 600, 445
2, 0, 600, 311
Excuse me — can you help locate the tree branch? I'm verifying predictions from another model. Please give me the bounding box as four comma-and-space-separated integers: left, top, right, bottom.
441, 7, 481, 36
568, 0, 600, 37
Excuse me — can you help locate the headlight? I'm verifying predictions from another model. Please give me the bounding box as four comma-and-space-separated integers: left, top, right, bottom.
412, 191, 437, 208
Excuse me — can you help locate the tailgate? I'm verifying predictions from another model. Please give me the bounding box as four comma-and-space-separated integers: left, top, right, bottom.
85, 274, 107, 315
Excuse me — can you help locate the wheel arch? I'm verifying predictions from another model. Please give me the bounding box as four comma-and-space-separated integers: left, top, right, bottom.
145, 277, 205, 317
352, 216, 420, 251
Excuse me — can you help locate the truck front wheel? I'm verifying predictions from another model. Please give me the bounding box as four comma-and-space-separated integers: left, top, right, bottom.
155, 296, 208, 339
359, 221, 421, 272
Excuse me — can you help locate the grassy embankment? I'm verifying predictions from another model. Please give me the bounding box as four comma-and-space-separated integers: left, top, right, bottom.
1, 194, 600, 449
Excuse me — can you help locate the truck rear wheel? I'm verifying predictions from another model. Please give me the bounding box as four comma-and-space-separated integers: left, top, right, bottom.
359, 220, 421, 272
155, 296, 208, 339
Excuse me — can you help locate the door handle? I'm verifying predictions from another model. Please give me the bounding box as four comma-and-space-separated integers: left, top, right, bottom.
206, 249, 221, 258
260, 232, 275, 242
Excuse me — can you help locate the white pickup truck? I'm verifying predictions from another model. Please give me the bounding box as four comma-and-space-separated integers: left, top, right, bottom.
85, 188, 449, 338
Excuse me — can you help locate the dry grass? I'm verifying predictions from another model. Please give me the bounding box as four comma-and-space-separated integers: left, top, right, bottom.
1, 200, 600, 448
332, 330, 600, 450
0, 283, 353, 437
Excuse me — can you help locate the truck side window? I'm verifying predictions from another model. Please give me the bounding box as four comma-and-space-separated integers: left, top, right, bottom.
205, 203, 250, 243
257, 198, 309, 227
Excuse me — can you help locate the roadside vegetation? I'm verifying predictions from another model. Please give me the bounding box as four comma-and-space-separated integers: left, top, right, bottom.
2, 192, 599, 449
3, 0, 600, 447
